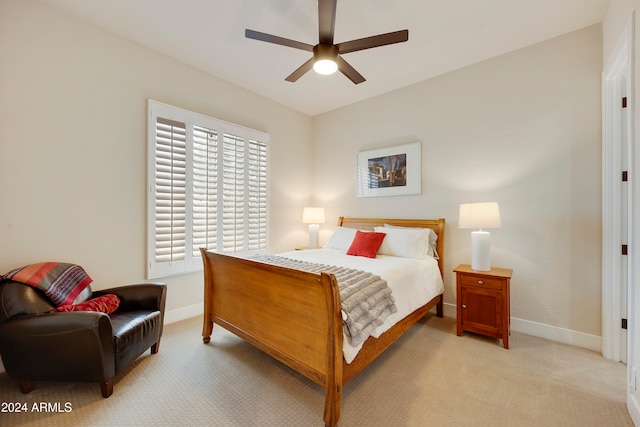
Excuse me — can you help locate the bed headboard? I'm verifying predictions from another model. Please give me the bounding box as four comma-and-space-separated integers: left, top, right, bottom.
337, 217, 445, 276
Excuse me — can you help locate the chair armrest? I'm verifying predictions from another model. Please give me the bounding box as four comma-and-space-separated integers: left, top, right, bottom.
0, 311, 113, 343
93, 283, 166, 314
0, 312, 115, 382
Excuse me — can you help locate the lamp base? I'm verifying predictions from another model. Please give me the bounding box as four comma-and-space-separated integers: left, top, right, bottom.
471, 230, 491, 271
308, 224, 320, 249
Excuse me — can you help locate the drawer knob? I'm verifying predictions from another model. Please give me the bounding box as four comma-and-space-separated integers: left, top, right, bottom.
462, 304, 467, 309
478, 280, 484, 285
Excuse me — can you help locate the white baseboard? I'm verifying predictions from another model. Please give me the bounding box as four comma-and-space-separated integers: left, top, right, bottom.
442, 302, 602, 353
166, 301, 602, 353
442, 301, 457, 319
629, 393, 640, 426
164, 303, 203, 325
510, 316, 601, 352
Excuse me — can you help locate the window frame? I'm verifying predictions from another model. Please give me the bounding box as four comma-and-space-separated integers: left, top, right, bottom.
147, 100, 269, 279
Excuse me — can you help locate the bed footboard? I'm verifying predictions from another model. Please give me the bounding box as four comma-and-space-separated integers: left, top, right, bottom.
201, 249, 344, 426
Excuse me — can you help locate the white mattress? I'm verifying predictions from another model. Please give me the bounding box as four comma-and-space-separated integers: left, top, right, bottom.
277, 248, 444, 363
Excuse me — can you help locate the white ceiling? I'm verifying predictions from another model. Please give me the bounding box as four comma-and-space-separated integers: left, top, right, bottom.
40, 0, 610, 116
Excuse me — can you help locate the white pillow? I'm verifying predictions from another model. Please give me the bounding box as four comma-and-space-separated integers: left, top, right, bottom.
384, 224, 439, 259
374, 226, 430, 259
323, 226, 358, 251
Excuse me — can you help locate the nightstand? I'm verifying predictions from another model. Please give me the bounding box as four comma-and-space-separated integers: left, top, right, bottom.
454, 264, 512, 349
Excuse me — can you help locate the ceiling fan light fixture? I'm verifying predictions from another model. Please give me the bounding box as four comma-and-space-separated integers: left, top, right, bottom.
313, 44, 339, 75
313, 59, 338, 75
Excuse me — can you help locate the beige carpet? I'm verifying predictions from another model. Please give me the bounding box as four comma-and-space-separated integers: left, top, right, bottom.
0, 315, 632, 426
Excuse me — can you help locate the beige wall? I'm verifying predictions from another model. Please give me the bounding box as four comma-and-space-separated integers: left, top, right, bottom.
312, 25, 603, 340
0, 0, 313, 313
1, 1, 604, 349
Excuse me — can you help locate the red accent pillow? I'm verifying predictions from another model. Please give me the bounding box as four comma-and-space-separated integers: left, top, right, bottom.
346, 230, 386, 258
54, 294, 120, 315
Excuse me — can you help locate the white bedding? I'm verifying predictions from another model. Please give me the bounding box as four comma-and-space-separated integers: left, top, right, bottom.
277, 248, 444, 363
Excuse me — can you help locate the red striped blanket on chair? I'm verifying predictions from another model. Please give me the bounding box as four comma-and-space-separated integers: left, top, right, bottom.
2, 262, 92, 306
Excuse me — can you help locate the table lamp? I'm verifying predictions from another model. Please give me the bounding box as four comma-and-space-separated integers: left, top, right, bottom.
459, 202, 501, 271
302, 207, 325, 249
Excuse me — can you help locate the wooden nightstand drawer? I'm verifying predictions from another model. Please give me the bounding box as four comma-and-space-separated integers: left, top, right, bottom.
459, 274, 503, 290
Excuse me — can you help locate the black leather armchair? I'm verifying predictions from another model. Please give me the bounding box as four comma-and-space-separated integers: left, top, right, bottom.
0, 280, 166, 397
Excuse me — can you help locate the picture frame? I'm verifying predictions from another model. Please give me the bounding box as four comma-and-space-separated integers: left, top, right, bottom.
356, 141, 421, 197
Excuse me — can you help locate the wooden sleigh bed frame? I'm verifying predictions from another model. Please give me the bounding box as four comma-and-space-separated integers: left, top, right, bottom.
201, 217, 445, 427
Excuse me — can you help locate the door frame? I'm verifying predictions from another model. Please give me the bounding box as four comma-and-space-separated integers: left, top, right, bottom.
602, 15, 633, 363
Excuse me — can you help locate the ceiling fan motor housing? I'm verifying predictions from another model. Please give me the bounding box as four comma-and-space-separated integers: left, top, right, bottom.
314, 44, 339, 61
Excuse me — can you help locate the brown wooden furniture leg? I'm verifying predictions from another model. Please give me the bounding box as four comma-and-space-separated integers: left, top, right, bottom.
100, 379, 114, 398
323, 272, 343, 427
19, 380, 33, 394
323, 382, 341, 427
201, 247, 215, 344
202, 321, 213, 343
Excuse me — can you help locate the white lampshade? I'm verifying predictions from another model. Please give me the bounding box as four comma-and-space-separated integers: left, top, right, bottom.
459, 202, 501, 271
302, 207, 326, 224
459, 202, 501, 229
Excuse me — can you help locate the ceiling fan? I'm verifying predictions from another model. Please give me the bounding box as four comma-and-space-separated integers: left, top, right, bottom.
245, 0, 409, 84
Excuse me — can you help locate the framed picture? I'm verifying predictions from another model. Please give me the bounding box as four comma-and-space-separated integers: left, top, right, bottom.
356, 141, 421, 197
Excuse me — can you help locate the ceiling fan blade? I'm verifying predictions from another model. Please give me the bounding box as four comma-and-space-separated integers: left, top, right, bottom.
318, 0, 337, 45
245, 29, 314, 52
336, 56, 365, 84
337, 29, 409, 55
285, 57, 315, 82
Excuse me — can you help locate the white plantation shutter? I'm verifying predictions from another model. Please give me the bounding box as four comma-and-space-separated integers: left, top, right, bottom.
222, 133, 245, 253
147, 100, 269, 278
248, 139, 268, 250
154, 118, 187, 264
192, 125, 218, 258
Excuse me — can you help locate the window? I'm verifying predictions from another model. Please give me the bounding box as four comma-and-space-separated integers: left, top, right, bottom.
147, 100, 269, 278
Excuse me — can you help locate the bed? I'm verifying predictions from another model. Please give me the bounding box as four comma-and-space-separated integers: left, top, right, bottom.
201, 217, 445, 427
